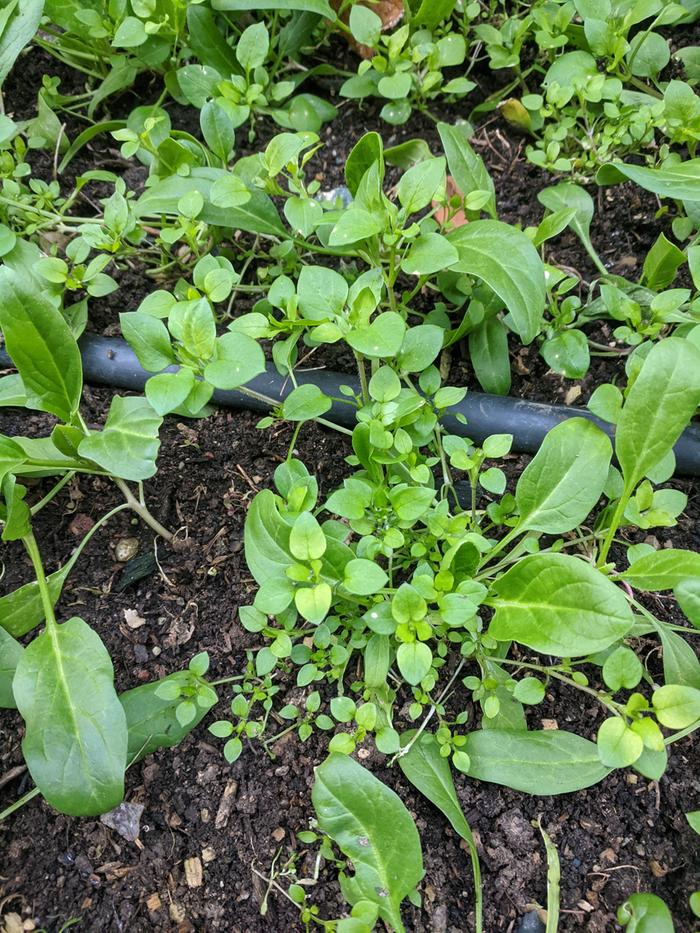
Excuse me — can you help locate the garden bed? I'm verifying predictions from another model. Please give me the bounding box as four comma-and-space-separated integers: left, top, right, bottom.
1, 9, 700, 933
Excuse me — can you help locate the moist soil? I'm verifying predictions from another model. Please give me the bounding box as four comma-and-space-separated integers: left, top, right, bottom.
1, 33, 700, 933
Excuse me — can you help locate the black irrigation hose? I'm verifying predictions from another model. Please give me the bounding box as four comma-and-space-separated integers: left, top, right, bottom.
2, 334, 700, 476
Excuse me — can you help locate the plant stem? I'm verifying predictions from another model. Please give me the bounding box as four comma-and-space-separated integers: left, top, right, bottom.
391, 659, 466, 763
597, 488, 632, 567
0, 786, 41, 822
113, 477, 174, 542
23, 532, 58, 628
30, 472, 75, 515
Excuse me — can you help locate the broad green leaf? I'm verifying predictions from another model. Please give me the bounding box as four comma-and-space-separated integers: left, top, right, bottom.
328, 208, 384, 247
400, 232, 458, 276
397, 324, 444, 372
0, 562, 70, 637
186, 4, 240, 76
642, 233, 686, 290
119, 311, 174, 371
398, 732, 482, 927
463, 729, 611, 793
652, 683, 700, 728
396, 157, 446, 214
448, 220, 546, 344
204, 332, 265, 389
282, 383, 332, 421
0, 626, 22, 708
345, 132, 384, 197
78, 396, 162, 481
244, 489, 292, 583
540, 329, 590, 379
676, 578, 700, 627
515, 419, 612, 534
146, 369, 195, 416
297, 265, 348, 320
490, 553, 634, 656
597, 159, 700, 200
469, 316, 511, 395
136, 167, 284, 237
121, 671, 217, 764
0, 434, 26, 487
659, 628, 700, 689
347, 313, 406, 358
312, 754, 423, 932
620, 549, 700, 590
344, 558, 388, 595
290, 511, 326, 561
596, 717, 643, 768
0, 268, 82, 420
397, 641, 433, 685
537, 183, 603, 272
438, 122, 496, 218
616, 338, 700, 490
0, 0, 43, 87
617, 893, 674, 932
13, 617, 128, 816
213, 0, 335, 17
295, 581, 332, 623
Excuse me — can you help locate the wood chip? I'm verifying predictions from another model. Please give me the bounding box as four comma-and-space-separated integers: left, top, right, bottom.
564, 385, 582, 405
215, 780, 238, 829
169, 903, 186, 923
1, 913, 23, 933
649, 859, 667, 877
124, 608, 146, 629
272, 827, 285, 842
184, 857, 203, 888
541, 719, 558, 730
146, 893, 162, 911
201, 847, 216, 864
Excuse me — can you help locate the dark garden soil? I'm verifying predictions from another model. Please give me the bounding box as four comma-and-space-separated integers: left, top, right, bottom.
1, 33, 700, 933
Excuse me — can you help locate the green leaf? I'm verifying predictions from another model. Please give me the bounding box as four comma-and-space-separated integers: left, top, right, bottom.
642, 233, 686, 290
120, 311, 174, 372
0, 268, 82, 421
0, 562, 70, 638
136, 167, 284, 237
652, 684, 700, 728
328, 208, 384, 247
0, 0, 43, 87
537, 183, 601, 270
448, 220, 546, 344
541, 329, 590, 379
312, 754, 423, 932
597, 159, 700, 200
146, 369, 195, 416
676, 578, 700, 627
398, 732, 481, 924
397, 641, 433, 685
686, 811, 700, 835
469, 316, 511, 395
602, 646, 642, 691
438, 122, 496, 218
244, 489, 292, 583
344, 558, 388, 595
290, 511, 326, 561
515, 418, 612, 534
397, 157, 446, 214
13, 617, 128, 816
213, 0, 335, 17
397, 324, 444, 372
616, 338, 700, 490
463, 729, 611, 794
621, 549, 700, 591
597, 717, 643, 768
347, 313, 406, 358
236, 22, 269, 71
401, 232, 458, 276
658, 627, 700, 689
345, 132, 384, 197
78, 396, 162, 481
121, 671, 217, 764
0, 626, 22, 708
617, 893, 674, 932
281, 383, 332, 421
204, 332, 266, 389
490, 553, 634, 656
